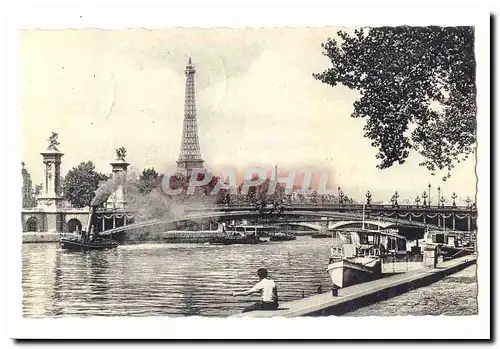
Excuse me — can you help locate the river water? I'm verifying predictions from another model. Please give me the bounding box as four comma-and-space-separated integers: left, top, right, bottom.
22, 236, 477, 317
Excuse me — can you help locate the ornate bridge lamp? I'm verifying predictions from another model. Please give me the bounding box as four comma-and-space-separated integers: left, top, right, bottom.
466, 196, 471, 208
422, 192, 428, 207
339, 190, 345, 206
366, 191, 372, 206
415, 196, 421, 208
451, 192, 457, 208
440, 196, 445, 207
428, 183, 432, 207
437, 186, 441, 207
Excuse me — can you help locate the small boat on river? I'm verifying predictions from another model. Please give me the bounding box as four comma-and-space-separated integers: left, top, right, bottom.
60, 206, 119, 251
60, 236, 119, 251
311, 232, 331, 239
326, 227, 409, 288
326, 206, 422, 289
423, 229, 475, 260
269, 232, 297, 241
210, 225, 265, 245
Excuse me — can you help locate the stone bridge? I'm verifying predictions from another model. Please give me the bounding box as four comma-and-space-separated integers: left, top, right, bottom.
98, 209, 451, 237
183, 203, 477, 232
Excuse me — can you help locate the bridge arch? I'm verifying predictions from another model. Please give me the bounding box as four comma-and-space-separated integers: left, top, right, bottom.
26, 217, 39, 232
67, 218, 83, 233
330, 220, 397, 230
277, 222, 322, 231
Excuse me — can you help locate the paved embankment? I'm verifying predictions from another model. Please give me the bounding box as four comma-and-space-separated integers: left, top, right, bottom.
234, 255, 477, 317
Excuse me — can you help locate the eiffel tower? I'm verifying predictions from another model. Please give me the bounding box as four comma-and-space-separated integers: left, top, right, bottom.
177, 57, 204, 174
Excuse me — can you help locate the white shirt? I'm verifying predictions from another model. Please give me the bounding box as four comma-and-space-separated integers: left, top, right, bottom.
249, 278, 277, 302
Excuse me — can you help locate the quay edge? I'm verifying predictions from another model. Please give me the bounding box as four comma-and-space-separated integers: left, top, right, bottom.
233, 255, 477, 317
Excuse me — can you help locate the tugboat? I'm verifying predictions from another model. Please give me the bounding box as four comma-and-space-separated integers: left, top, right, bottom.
60, 206, 119, 251
60, 235, 119, 251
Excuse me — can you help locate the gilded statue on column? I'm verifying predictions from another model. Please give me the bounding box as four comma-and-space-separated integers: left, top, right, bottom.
115, 146, 127, 161
47, 132, 60, 151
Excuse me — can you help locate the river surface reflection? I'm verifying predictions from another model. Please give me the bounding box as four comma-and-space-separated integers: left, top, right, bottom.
22, 236, 477, 317
23, 236, 333, 317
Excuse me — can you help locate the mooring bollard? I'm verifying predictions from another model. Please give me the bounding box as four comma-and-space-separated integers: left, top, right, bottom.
331, 286, 339, 297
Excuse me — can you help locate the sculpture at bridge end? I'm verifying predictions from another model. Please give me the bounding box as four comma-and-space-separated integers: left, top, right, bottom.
47, 132, 60, 151
115, 147, 127, 161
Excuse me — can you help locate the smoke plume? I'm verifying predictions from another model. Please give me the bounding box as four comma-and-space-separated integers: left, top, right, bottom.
90, 167, 221, 223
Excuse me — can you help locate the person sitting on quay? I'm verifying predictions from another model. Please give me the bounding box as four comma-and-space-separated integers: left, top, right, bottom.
231, 268, 279, 313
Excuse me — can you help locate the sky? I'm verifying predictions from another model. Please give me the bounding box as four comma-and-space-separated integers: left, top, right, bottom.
21, 27, 477, 203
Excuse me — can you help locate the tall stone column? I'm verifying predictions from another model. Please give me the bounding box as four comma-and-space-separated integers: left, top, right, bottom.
35, 133, 65, 233
38, 133, 64, 209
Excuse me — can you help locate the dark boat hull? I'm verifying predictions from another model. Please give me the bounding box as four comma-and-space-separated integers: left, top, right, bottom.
440, 245, 475, 260
311, 234, 330, 239
60, 238, 119, 251
269, 235, 297, 241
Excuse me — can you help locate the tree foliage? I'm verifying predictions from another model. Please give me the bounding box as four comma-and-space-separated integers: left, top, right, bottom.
138, 168, 160, 194
314, 26, 476, 176
63, 161, 109, 207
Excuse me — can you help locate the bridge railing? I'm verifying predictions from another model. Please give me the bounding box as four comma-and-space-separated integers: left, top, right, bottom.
183, 203, 476, 212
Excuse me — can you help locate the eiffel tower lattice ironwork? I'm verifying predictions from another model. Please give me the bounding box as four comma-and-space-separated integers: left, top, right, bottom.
177, 57, 204, 172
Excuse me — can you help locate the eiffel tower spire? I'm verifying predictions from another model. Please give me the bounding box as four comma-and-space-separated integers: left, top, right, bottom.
177, 57, 204, 173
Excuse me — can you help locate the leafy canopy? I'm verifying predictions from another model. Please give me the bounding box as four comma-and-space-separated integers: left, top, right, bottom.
63, 161, 109, 207
137, 168, 160, 194
314, 26, 476, 177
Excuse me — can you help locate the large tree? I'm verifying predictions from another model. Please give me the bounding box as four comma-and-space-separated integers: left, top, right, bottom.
314, 26, 476, 177
137, 168, 160, 194
63, 161, 109, 207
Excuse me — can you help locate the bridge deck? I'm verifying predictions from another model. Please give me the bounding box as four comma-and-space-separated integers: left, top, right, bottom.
232, 255, 476, 317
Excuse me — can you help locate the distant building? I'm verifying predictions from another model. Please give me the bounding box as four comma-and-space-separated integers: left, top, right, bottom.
21, 162, 35, 208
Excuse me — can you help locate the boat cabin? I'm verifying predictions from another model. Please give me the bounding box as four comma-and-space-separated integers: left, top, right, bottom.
227, 225, 262, 236
330, 228, 407, 260
328, 227, 424, 274
425, 230, 464, 248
